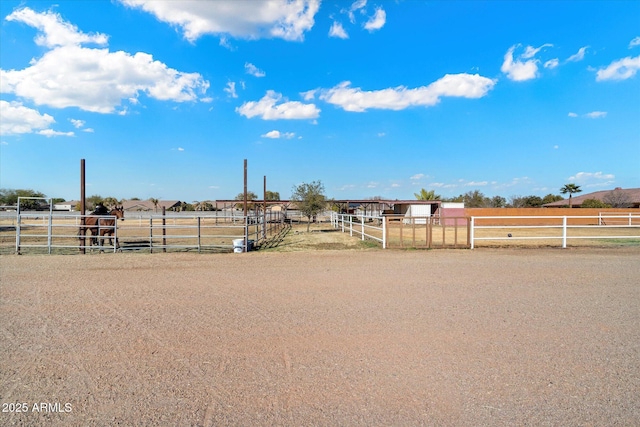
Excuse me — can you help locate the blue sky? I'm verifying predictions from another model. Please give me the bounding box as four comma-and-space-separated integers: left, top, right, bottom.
1, 0, 639, 203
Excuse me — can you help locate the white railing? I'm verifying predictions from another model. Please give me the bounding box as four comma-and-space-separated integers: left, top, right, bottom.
470, 215, 640, 249
331, 212, 385, 248
598, 212, 638, 226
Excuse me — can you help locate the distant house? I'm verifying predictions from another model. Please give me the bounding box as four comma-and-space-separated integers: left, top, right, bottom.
121, 200, 182, 212
543, 187, 640, 208
54, 201, 79, 211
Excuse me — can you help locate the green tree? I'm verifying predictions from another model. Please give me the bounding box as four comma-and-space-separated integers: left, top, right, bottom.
523, 195, 543, 208
414, 188, 441, 201
265, 190, 280, 201
87, 194, 104, 210
542, 194, 563, 205
291, 180, 327, 232
489, 196, 506, 208
0, 189, 46, 209
581, 198, 610, 208
560, 183, 582, 208
463, 190, 488, 208
235, 191, 259, 210
103, 197, 119, 208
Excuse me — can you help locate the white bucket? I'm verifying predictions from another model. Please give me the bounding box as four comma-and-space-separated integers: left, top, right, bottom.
232, 238, 244, 253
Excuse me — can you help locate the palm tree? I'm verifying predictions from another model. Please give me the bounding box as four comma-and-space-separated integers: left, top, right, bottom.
149, 197, 159, 213
560, 184, 582, 208
414, 188, 441, 201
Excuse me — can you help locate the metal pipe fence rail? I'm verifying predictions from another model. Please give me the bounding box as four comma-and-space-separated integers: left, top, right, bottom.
470, 215, 640, 249
12, 213, 120, 254
1, 210, 285, 255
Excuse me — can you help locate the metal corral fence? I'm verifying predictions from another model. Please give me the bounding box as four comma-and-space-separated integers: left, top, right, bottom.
470, 214, 640, 248
331, 213, 470, 249
0, 203, 285, 255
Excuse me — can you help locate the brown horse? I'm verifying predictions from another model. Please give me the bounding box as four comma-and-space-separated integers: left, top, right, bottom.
83, 206, 125, 249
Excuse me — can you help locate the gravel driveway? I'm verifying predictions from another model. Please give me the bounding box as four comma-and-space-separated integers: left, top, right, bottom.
1, 248, 639, 426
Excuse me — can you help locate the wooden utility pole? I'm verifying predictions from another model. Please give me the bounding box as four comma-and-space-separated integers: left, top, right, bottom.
243, 159, 248, 217
243, 159, 248, 252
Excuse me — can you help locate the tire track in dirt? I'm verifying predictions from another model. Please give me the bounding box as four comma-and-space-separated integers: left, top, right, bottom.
0, 283, 101, 415
82, 281, 236, 424
217, 283, 298, 421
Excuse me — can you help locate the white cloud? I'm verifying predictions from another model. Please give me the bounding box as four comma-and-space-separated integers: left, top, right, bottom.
364, 7, 386, 31
522, 44, 552, 59
595, 55, 640, 81
410, 173, 425, 180
245, 63, 266, 77
568, 171, 615, 187
236, 90, 320, 120
70, 119, 85, 128
224, 81, 238, 98
261, 130, 295, 139
300, 89, 317, 101
318, 73, 496, 112
629, 36, 640, 48
6, 7, 108, 48
38, 129, 74, 137
348, 0, 368, 23
1, 8, 210, 113
501, 44, 550, 81
544, 58, 559, 69
329, 21, 348, 39
584, 111, 607, 119
568, 112, 578, 117
119, 0, 320, 42
0, 100, 55, 135
567, 46, 589, 62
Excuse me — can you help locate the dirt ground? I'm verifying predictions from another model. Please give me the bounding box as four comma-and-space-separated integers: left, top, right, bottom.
1, 244, 639, 426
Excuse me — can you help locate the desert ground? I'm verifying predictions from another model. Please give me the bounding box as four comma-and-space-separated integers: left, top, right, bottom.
1, 235, 639, 426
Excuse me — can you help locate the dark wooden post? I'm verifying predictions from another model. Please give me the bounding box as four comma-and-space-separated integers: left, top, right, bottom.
80, 159, 86, 254
263, 175, 267, 240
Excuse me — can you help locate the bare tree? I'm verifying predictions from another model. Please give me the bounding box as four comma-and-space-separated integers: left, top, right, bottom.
603, 188, 632, 208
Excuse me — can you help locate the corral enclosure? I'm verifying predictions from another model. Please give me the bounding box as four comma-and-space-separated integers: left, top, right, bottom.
1, 207, 639, 254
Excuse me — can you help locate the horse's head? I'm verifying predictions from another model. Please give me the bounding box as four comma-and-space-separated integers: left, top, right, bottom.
111, 206, 125, 221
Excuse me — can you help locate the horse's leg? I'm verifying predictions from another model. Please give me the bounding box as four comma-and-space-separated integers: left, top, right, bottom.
89, 228, 97, 250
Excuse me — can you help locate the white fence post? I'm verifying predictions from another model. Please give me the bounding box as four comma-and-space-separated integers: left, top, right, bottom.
562, 216, 567, 248
470, 217, 475, 249
383, 216, 387, 249
361, 214, 364, 240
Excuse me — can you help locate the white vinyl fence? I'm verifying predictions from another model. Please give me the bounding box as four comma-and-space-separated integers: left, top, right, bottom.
470, 215, 640, 249
331, 212, 386, 247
